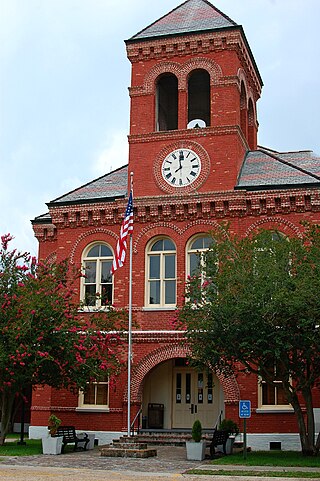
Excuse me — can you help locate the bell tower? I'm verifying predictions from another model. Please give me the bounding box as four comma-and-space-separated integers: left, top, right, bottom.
125, 0, 263, 197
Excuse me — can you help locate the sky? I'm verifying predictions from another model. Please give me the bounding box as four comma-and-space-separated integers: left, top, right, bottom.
1, 0, 320, 256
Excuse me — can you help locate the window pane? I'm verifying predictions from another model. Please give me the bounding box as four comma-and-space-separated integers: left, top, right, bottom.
163, 239, 175, 251
151, 240, 163, 251
101, 261, 112, 283
96, 384, 108, 405
87, 245, 100, 257
262, 383, 275, 405
150, 256, 160, 279
165, 280, 176, 304
83, 384, 95, 404
190, 253, 200, 275
101, 284, 112, 305
149, 281, 160, 304
165, 254, 175, 278
276, 384, 288, 405
203, 237, 212, 248
84, 261, 96, 284
191, 238, 203, 250
85, 285, 96, 306
101, 245, 113, 257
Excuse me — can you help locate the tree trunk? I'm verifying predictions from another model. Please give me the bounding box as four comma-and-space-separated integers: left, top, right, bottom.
290, 389, 316, 456
0, 390, 16, 445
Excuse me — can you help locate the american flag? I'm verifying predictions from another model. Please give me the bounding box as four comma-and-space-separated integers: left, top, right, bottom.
111, 192, 133, 274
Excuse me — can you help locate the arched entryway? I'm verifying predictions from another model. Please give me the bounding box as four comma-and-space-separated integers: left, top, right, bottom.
128, 344, 240, 430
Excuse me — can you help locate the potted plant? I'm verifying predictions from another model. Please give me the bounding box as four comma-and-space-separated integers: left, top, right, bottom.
186, 419, 206, 461
42, 414, 63, 455
219, 418, 239, 454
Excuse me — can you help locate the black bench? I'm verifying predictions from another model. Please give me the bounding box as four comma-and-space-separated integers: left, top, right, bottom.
56, 426, 89, 453
208, 429, 229, 458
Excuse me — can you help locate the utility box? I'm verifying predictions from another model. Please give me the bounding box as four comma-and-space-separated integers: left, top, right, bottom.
148, 403, 164, 429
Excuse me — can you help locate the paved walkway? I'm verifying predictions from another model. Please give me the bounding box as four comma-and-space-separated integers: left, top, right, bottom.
1, 446, 320, 481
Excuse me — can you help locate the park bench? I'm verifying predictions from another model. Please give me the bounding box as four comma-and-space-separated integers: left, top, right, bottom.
56, 426, 89, 453
208, 429, 229, 458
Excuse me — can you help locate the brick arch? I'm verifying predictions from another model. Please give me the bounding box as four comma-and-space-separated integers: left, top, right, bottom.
181, 57, 222, 86
69, 228, 118, 264
45, 251, 57, 265
133, 222, 183, 254
125, 344, 240, 403
245, 217, 303, 239
144, 61, 182, 94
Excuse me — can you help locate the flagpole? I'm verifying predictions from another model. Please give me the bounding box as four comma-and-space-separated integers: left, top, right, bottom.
127, 173, 133, 437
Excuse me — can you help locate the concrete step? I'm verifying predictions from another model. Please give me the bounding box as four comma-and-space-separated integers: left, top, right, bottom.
100, 446, 157, 458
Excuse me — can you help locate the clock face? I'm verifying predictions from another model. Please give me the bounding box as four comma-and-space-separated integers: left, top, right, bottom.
161, 149, 201, 187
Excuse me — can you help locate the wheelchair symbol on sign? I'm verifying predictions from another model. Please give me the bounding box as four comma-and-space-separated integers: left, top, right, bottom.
239, 400, 251, 418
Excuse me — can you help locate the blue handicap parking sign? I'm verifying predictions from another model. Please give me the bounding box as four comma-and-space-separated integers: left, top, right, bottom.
239, 400, 251, 418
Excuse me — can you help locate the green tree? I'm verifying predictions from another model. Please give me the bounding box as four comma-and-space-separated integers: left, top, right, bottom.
0, 234, 127, 445
179, 224, 320, 456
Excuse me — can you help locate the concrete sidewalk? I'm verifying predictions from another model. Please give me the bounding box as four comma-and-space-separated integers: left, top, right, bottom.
1, 445, 320, 480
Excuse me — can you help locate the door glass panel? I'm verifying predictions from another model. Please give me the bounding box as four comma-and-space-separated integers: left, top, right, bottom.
198, 373, 204, 404
207, 372, 213, 404
186, 373, 191, 404
176, 373, 181, 403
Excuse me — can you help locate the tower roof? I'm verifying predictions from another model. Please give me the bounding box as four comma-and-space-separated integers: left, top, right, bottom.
128, 0, 237, 42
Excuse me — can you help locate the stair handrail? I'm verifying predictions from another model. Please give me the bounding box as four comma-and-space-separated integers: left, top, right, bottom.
214, 410, 223, 430
130, 406, 142, 436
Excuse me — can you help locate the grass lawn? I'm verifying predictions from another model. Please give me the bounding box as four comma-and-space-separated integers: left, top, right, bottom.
211, 450, 320, 467
188, 469, 320, 478
0, 439, 43, 456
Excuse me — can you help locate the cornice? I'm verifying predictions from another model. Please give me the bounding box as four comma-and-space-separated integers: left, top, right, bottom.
128, 125, 242, 144
33, 188, 320, 242
126, 29, 262, 97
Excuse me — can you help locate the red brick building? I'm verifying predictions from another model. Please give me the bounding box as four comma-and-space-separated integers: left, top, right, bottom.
31, 0, 320, 449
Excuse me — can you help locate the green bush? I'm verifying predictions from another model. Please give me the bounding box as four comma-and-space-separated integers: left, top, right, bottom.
192, 419, 202, 442
219, 418, 239, 436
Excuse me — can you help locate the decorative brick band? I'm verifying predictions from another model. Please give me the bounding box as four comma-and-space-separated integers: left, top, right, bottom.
245, 217, 303, 238
69, 228, 119, 264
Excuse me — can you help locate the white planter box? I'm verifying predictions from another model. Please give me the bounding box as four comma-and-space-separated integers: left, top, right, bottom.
42, 435, 63, 455
186, 440, 206, 461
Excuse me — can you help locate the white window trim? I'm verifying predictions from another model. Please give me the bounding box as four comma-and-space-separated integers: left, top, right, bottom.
78, 379, 109, 410
80, 243, 114, 308
258, 377, 292, 411
145, 238, 176, 308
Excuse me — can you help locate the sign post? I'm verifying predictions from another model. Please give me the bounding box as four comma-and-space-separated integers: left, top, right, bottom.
239, 400, 251, 460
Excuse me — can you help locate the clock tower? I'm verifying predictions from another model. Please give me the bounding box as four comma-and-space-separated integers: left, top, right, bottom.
125, 0, 263, 198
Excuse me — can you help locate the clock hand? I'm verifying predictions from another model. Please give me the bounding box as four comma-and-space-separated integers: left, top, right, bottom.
175, 150, 185, 173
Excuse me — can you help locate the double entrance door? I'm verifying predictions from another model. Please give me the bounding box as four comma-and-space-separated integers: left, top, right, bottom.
172, 369, 217, 428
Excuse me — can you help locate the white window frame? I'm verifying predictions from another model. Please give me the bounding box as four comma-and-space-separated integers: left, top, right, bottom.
78, 378, 109, 412
186, 234, 212, 281
257, 363, 292, 412
81, 243, 114, 310
145, 237, 176, 308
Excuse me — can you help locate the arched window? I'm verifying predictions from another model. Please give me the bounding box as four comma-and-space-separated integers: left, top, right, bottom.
187, 235, 212, 280
240, 82, 248, 139
188, 69, 210, 127
156, 74, 178, 131
146, 238, 176, 307
248, 98, 255, 150
82, 243, 113, 308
